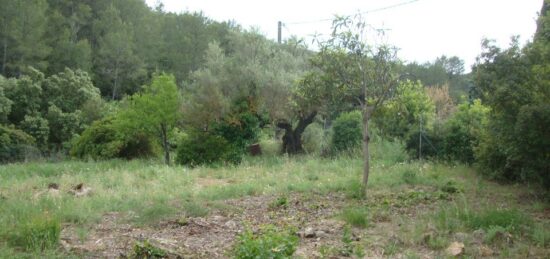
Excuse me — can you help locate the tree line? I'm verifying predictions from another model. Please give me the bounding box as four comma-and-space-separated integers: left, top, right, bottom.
0, 0, 232, 99
0, 0, 548, 193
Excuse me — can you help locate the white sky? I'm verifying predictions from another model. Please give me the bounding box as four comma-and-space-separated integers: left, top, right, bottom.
145, 0, 542, 71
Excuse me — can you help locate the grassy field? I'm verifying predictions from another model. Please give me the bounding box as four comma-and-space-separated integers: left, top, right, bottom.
0, 141, 548, 258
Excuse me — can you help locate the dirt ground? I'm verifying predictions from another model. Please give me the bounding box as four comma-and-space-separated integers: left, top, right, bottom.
59, 186, 549, 259
60, 193, 350, 258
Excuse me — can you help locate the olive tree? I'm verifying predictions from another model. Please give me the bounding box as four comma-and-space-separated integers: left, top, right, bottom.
183, 31, 312, 153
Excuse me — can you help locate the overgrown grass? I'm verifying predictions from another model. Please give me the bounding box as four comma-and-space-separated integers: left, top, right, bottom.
464, 208, 533, 233
7, 212, 61, 252
0, 139, 548, 257
0, 147, 459, 234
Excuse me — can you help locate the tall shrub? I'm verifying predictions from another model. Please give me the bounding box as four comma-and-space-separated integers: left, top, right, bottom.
331, 111, 363, 154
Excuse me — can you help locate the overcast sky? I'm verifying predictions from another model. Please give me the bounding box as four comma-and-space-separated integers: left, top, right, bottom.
145, 0, 542, 70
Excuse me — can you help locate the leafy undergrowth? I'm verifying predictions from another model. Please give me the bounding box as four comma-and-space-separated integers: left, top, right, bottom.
233, 226, 299, 259
0, 157, 548, 258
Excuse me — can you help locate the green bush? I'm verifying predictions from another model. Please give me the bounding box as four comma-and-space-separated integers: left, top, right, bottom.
233, 226, 298, 259
405, 100, 489, 164
212, 98, 265, 151
472, 36, 549, 190
474, 104, 550, 188
0, 125, 36, 163
331, 111, 363, 154
70, 118, 158, 160
176, 131, 241, 167
510, 104, 550, 188
20, 115, 49, 149
441, 100, 489, 164
373, 80, 434, 139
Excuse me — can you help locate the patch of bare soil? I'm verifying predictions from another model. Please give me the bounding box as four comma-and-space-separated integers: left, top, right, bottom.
60, 193, 351, 258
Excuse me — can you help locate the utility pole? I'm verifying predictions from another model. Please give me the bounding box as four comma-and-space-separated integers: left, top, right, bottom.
278, 21, 282, 43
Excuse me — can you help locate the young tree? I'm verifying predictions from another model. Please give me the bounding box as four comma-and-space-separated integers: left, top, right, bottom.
117, 73, 180, 165
315, 15, 401, 194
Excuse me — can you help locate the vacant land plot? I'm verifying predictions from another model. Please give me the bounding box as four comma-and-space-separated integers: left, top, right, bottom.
0, 155, 548, 258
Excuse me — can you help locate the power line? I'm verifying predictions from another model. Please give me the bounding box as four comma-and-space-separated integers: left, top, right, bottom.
285, 0, 420, 25
362, 0, 420, 15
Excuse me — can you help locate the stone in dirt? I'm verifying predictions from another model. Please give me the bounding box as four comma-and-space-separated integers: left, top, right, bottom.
446, 241, 465, 256
303, 227, 315, 238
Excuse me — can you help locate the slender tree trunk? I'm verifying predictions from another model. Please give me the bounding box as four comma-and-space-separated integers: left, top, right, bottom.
362, 107, 370, 195
160, 123, 170, 165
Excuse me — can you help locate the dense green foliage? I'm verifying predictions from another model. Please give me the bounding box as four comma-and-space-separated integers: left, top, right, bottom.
0, 125, 35, 162
440, 100, 489, 163
373, 80, 434, 139
116, 73, 180, 164
471, 4, 550, 188
0, 0, 234, 99
330, 111, 363, 154
405, 100, 489, 164
211, 98, 265, 152
0, 68, 99, 156
176, 131, 241, 167
70, 118, 157, 160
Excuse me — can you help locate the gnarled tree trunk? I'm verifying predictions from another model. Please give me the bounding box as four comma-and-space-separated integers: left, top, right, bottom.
277, 111, 317, 154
